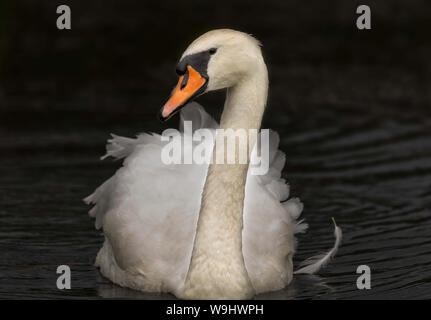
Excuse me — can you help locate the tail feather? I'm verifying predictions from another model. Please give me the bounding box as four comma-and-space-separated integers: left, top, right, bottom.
294, 218, 342, 275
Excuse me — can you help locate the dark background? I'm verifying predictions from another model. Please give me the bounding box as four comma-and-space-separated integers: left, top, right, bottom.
0, 0, 430, 299
1, 0, 429, 118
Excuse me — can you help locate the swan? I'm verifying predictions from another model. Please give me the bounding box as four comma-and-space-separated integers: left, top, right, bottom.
85, 29, 341, 300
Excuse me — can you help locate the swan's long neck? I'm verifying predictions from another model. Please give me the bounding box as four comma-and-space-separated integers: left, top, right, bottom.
182, 59, 268, 299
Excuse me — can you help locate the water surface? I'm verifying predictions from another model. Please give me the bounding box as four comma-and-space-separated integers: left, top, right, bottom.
1, 103, 430, 299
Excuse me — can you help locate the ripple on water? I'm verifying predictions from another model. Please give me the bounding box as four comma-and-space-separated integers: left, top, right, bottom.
0, 111, 430, 299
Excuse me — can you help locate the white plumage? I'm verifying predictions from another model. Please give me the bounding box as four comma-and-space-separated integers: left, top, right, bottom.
85, 103, 307, 294
85, 29, 341, 299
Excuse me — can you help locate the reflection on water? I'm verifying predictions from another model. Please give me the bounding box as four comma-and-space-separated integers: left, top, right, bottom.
1, 103, 430, 299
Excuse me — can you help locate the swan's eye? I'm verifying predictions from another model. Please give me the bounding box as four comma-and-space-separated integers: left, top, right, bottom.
209, 48, 217, 55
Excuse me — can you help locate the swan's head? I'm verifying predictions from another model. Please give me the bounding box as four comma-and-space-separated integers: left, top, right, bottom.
159, 29, 264, 121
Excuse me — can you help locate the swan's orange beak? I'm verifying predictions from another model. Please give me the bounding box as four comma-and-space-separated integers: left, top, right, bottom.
159, 65, 207, 121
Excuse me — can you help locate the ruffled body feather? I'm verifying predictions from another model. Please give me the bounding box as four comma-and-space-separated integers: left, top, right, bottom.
85, 103, 338, 297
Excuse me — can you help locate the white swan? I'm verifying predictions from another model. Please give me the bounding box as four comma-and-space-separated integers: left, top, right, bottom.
85, 29, 341, 300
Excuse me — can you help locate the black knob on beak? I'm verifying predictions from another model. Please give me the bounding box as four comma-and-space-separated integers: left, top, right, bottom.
176, 60, 188, 76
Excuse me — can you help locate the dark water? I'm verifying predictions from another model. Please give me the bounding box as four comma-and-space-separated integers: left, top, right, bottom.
1, 0, 431, 300
1, 103, 430, 299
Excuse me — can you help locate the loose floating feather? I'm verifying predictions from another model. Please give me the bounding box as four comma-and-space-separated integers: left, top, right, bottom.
294, 218, 342, 275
